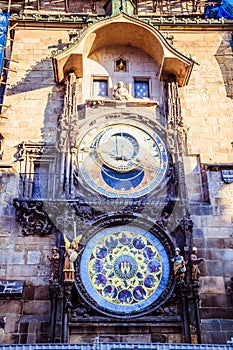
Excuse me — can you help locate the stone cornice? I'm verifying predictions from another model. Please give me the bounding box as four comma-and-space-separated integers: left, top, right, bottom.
10, 12, 233, 30
201, 163, 233, 171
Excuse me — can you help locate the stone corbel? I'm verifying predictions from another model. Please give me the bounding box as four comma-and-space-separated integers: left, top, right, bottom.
13, 199, 54, 236
180, 215, 194, 234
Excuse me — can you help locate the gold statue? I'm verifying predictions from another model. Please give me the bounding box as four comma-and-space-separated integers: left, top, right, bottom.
63, 234, 82, 282
190, 247, 204, 281
118, 59, 126, 71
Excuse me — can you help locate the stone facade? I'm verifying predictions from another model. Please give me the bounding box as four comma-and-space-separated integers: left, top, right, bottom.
0, 0, 233, 345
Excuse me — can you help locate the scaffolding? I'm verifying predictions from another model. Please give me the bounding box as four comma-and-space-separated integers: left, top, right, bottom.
0, 0, 19, 118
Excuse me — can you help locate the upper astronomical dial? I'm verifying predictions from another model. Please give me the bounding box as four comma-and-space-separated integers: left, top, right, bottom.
96, 125, 142, 172
77, 120, 169, 198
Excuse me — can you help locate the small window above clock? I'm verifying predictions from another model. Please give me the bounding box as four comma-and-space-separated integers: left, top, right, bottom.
134, 78, 150, 98
115, 56, 128, 72
93, 78, 108, 97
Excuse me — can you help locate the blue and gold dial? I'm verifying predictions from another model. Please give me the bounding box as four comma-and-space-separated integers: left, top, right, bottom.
77, 121, 168, 198
78, 225, 170, 316
96, 125, 140, 172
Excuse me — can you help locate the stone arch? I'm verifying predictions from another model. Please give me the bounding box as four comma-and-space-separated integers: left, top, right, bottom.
52, 13, 194, 86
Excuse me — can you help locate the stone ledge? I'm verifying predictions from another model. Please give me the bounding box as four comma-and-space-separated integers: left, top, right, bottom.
86, 98, 159, 108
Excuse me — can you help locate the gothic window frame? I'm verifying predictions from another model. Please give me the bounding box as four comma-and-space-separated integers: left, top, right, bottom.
32, 161, 51, 199
17, 142, 56, 199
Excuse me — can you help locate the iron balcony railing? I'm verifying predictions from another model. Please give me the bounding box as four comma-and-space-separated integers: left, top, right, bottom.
18, 172, 69, 200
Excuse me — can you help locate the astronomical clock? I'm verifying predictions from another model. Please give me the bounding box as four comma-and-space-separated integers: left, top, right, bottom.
12, 9, 197, 344
69, 113, 177, 323
41, 10, 197, 343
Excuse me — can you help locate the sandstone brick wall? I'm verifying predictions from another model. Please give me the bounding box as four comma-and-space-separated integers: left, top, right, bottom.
0, 199, 54, 343
0, 28, 68, 343
3, 28, 68, 157
173, 30, 233, 164
173, 30, 233, 342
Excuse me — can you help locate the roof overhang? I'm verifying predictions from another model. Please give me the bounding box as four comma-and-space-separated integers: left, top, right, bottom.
52, 13, 194, 86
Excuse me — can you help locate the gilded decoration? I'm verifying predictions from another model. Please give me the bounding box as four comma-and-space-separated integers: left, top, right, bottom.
76, 221, 174, 317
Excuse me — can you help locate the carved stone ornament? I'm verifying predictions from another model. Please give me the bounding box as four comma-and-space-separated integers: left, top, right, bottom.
12, 195, 183, 237
180, 215, 194, 233
15, 141, 56, 162
13, 200, 53, 236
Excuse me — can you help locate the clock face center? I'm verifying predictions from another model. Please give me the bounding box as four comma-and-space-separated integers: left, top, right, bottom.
97, 131, 140, 172
114, 254, 138, 279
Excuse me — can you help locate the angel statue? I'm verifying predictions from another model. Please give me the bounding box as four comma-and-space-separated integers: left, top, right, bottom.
63, 234, 83, 282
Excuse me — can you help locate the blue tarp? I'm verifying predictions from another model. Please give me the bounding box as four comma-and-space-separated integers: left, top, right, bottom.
0, 12, 9, 76
204, 0, 233, 19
